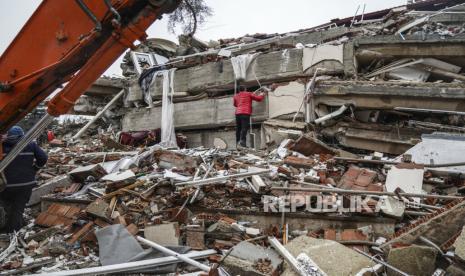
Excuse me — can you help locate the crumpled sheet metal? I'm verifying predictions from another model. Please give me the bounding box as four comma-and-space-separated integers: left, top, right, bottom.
95, 224, 192, 274
96, 224, 145, 266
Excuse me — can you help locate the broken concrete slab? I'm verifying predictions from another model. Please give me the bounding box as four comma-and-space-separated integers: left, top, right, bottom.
154, 150, 199, 171
86, 200, 110, 220
68, 164, 106, 182
379, 197, 406, 219
290, 135, 336, 156
314, 81, 465, 113
213, 137, 227, 149
282, 236, 371, 275
452, 226, 465, 260
302, 44, 344, 73
28, 175, 73, 206
101, 170, 136, 183
223, 241, 282, 276
385, 164, 424, 202
268, 81, 305, 119
122, 96, 268, 132
127, 48, 304, 103
144, 222, 180, 246
387, 245, 437, 276
95, 224, 144, 266
382, 200, 465, 251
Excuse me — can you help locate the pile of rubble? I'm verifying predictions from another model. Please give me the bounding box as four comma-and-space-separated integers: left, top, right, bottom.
3, 0, 465, 275
96, 0, 462, 161
2, 130, 465, 275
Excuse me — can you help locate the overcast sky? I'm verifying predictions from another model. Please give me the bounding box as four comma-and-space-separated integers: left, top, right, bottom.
0, 0, 407, 76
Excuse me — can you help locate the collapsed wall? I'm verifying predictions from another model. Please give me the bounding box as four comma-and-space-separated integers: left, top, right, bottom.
117, 0, 465, 153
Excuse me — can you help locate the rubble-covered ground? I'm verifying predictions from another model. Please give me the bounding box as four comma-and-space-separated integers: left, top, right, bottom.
2, 127, 465, 275
3, 0, 465, 275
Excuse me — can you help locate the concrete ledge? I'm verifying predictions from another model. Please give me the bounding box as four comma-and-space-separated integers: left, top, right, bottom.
315, 81, 465, 111
122, 96, 268, 132
28, 175, 72, 206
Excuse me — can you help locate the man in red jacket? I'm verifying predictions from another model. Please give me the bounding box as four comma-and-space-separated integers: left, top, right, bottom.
233, 85, 265, 147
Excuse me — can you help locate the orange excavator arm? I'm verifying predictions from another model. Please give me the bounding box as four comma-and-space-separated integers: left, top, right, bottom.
0, 0, 180, 175
0, 0, 179, 131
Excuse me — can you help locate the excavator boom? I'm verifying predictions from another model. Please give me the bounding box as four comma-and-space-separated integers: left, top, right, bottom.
0, 0, 180, 176
0, 0, 179, 132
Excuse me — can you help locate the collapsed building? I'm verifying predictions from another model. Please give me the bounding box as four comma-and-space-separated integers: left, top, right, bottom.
3, 0, 465, 275
113, 0, 465, 155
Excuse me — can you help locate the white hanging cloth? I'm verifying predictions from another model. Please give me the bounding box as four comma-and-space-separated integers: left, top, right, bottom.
155, 68, 178, 148
231, 53, 260, 81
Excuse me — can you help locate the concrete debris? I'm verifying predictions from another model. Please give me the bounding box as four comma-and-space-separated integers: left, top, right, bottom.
452, 226, 465, 260
68, 164, 107, 182
385, 164, 424, 202
402, 133, 465, 174
144, 222, 180, 246
7, 123, 462, 275
387, 245, 438, 276
4, 1, 465, 275
282, 236, 371, 275
223, 240, 282, 275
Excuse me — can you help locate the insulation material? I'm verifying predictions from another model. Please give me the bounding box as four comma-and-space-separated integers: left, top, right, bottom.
231, 53, 259, 81
302, 44, 344, 72
155, 69, 178, 148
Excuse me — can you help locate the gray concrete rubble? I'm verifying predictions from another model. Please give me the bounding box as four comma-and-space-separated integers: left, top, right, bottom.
223, 241, 283, 276
387, 245, 438, 276
5, 1, 465, 275
282, 236, 371, 275
453, 226, 465, 260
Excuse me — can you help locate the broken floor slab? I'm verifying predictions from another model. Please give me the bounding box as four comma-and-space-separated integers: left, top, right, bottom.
126, 48, 305, 103
381, 200, 465, 251
321, 121, 425, 155
282, 236, 372, 275
28, 175, 73, 206
452, 226, 465, 260
223, 241, 282, 276
290, 134, 337, 156
122, 96, 267, 132
387, 245, 438, 276
402, 133, 465, 174
314, 81, 465, 112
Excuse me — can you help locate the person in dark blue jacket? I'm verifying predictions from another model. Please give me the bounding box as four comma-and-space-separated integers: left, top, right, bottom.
0, 126, 48, 232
